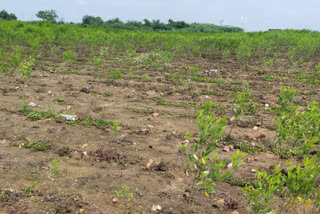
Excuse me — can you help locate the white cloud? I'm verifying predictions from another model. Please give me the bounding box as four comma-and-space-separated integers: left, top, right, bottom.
74, 0, 88, 6
240, 16, 248, 24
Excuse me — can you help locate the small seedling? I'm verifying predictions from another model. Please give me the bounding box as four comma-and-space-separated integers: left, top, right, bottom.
115, 184, 134, 214
112, 120, 120, 131
49, 159, 59, 179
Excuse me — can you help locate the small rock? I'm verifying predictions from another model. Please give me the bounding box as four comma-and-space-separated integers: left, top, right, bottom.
112, 198, 118, 203
230, 116, 235, 122
245, 157, 251, 163
156, 205, 162, 211
265, 103, 269, 109
29, 102, 38, 107
66, 106, 72, 110
72, 151, 81, 160
223, 146, 231, 152
227, 163, 233, 169
80, 87, 90, 93
256, 122, 262, 127
0, 139, 8, 145
82, 151, 87, 156
146, 159, 154, 170
152, 113, 159, 117
253, 126, 258, 131
231, 211, 239, 214
48, 91, 52, 94
148, 125, 154, 128
251, 143, 256, 147
251, 169, 257, 173
81, 144, 88, 149
79, 209, 85, 214
214, 199, 225, 208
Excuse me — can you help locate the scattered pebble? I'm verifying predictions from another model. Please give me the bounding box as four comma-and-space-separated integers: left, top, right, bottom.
112, 198, 118, 203
29, 102, 38, 107
146, 159, 154, 170
251, 169, 257, 173
0, 139, 8, 145
152, 113, 159, 117
253, 126, 258, 131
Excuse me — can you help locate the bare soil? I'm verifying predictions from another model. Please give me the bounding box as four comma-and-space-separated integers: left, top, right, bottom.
0, 56, 319, 214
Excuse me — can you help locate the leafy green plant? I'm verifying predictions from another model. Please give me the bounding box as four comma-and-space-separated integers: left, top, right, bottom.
19, 58, 35, 79
49, 159, 59, 179
109, 70, 123, 80
228, 82, 253, 138
22, 180, 39, 196
62, 50, 76, 63
274, 100, 319, 157
140, 73, 149, 83
244, 156, 320, 214
277, 86, 296, 112
112, 120, 120, 131
181, 101, 246, 213
188, 64, 200, 76
115, 184, 134, 214
24, 141, 47, 151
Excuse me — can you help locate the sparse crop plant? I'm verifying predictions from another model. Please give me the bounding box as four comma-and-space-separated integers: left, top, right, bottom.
244, 156, 320, 214
180, 101, 247, 213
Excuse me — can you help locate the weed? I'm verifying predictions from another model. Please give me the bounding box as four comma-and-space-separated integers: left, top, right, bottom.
49, 159, 59, 179
62, 50, 76, 63
24, 141, 47, 151
19, 58, 35, 79
112, 120, 120, 131
140, 73, 149, 83
188, 64, 200, 76
109, 70, 123, 80
104, 92, 113, 97
22, 181, 38, 196
244, 156, 320, 213
53, 97, 65, 103
115, 184, 134, 214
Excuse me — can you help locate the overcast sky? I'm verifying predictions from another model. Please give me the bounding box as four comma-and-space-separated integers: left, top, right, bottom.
2, 0, 319, 31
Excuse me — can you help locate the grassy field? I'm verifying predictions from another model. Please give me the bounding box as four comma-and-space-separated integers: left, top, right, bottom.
0, 20, 319, 214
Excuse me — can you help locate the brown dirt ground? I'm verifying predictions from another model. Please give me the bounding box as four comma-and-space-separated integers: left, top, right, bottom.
0, 55, 319, 214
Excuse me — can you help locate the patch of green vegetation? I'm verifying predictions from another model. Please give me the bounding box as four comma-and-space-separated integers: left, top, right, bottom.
263, 74, 277, 82
27, 109, 60, 120
68, 118, 114, 128
104, 92, 113, 97
237, 142, 264, 155
18, 104, 60, 120
165, 74, 185, 80
22, 181, 39, 196
24, 141, 47, 151
109, 70, 123, 80
53, 97, 65, 103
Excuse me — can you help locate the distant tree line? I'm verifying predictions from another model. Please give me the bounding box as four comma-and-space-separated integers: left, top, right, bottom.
82, 15, 244, 33
0, 9, 244, 33
0, 10, 17, 21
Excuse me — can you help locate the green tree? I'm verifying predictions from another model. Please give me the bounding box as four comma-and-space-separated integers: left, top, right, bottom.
0, 10, 17, 21
82, 15, 104, 27
36, 10, 58, 22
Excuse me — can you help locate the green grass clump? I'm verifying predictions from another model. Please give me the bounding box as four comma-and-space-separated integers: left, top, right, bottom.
18, 104, 60, 120
24, 141, 47, 151
27, 109, 60, 120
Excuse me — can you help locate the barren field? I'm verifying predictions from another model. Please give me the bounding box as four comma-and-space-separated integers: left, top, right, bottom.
1, 51, 319, 214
